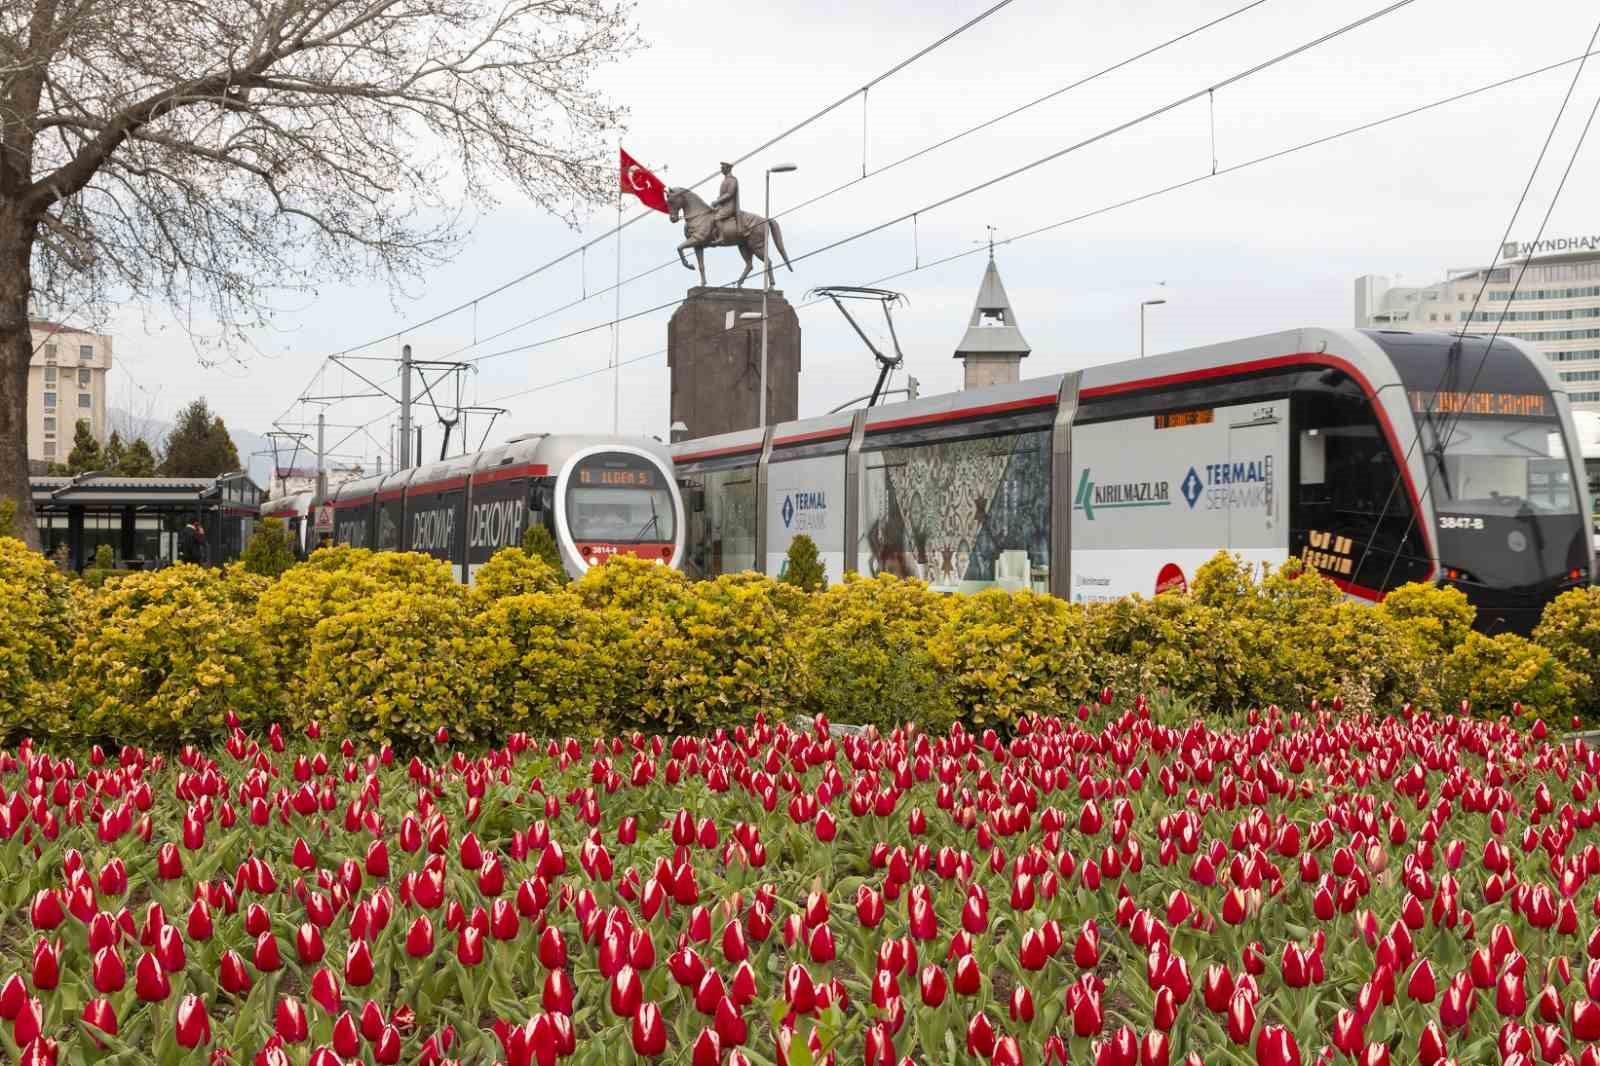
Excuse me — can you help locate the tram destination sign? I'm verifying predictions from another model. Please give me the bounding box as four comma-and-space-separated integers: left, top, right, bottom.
1408, 390, 1549, 418
1154, 408, 1213, 430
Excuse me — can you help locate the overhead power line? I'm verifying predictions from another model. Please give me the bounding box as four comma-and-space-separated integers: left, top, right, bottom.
460, 0, 1423, 370
1367, 15, 1600, 589
478, 48, 1600, 411
277, 0, 1023, 421
431, 0, 1278, 365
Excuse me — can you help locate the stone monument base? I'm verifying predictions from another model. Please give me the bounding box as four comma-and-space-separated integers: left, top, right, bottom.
668, 286, 801, 441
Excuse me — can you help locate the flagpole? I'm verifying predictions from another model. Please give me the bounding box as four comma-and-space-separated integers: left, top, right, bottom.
613, 160, 623, 436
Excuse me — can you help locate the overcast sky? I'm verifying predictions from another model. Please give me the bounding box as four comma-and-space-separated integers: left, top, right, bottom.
105, 0, 1600, 469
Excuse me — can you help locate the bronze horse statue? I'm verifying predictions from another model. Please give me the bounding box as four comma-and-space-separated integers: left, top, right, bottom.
666, 187, 792, 288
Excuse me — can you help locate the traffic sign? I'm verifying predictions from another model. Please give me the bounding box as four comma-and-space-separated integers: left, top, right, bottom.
314, 504, 334, 533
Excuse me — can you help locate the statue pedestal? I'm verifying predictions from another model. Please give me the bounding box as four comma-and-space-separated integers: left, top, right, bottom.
669, 286, 801, 441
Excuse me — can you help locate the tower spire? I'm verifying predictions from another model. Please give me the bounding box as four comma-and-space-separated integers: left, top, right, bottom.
954, 250, 1029, 390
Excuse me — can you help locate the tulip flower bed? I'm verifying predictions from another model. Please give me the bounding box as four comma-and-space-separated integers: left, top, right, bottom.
1, 708, 1599, 1066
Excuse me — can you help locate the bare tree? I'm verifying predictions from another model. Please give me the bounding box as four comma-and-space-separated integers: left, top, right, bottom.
0, 0, 636, 545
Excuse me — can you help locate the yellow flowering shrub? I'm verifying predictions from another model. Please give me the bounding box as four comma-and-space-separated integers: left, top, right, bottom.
62, 564, 273, 742
475, 589, 636, 737
646, 572, 810, 729
802, 574, 955, 731
1441, 631, 1573, 721
1532, 586, 1600, 719
1380, 581, 1476, 661
931, 589, 1092, 725
0, 538, 78, 734
304, 583, 482, 745
470, 547, 562, 604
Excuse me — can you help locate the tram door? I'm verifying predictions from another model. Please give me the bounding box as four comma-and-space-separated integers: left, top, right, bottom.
1225, 401, 1287, 555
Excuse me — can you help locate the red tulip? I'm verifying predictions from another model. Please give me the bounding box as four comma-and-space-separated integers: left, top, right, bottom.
81, 998, 118, 1045
406, 915, 435, 957
311, 967, 342, 1015
1140, 1031, 1171, 1066
30, 939, 59, 991
919, 964, 948, 1007
632, 1002, 667, 1056
1574, 998, 1600, 1041
714, 996, 747, 1047
692, 1029, 722, 1066
12, 995, 43, 1046
966, 1010, 997, 1057
1254, 1025, 1300, 1066
611, 965, 644, 1018
218, 949, 252, 995
134, 951, 170, 1001
344, 940, 375, 986
86, 945, 125, 996
1418, 1022, 1448, 1066
1072, 982, 1105, 1037
1227, 991, 1256, 1045
543, 968, 576, 1014
1408, 960, 1439, 1003
276, 997, 309, 1043
176, 994, 211, 1048
1075, 921, 1101, 968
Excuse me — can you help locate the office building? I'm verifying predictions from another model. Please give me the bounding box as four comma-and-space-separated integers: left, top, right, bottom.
1356, 237, 1600, 412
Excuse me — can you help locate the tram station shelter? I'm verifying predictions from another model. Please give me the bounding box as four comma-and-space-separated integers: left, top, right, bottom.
29, 472, 264, 570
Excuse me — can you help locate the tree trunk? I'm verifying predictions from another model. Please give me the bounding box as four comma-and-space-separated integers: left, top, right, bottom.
0, 207, 41, 549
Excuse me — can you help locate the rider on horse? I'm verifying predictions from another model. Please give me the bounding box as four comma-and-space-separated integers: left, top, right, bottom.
709, 162, 740, 245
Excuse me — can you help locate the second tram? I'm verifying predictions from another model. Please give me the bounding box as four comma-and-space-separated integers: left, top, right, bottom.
672, 327, 1595, 634
328, 434, 684, 582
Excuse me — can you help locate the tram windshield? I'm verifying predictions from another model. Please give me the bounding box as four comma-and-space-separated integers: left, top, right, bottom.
1421, 417, 1579, 516
565, 453, 677, 543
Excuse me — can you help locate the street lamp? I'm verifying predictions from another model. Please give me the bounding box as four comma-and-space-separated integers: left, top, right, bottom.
761, 163, 798, 428
1140, 298, 1167, 358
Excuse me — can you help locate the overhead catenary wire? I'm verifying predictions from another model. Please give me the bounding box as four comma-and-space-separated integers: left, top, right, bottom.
429, 0, 1278, 366
476, 48, 1600, 412
275, 0, 1022, 422
1366, 15, 1600, 591
458, 0, 1424, 371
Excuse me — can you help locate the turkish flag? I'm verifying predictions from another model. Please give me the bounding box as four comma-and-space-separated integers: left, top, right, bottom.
620, 148, 668, 214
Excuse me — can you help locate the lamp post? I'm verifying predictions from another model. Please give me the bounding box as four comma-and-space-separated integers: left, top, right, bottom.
1140, 298, 1167, 358
761, 163, 798, 428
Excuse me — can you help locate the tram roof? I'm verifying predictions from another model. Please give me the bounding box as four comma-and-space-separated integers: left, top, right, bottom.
668, 326, 1572, 460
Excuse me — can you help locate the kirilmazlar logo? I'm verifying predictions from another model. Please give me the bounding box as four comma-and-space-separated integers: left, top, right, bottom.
1072, 469, 1170, 521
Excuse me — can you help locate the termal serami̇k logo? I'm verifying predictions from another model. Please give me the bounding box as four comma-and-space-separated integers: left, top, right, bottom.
1072, 469, 1171, 521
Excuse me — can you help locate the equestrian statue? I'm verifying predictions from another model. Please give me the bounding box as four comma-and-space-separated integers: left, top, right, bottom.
667, 162, 792, 288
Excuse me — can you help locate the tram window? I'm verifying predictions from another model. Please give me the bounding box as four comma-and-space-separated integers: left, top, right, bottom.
1293, 386, 1429, 589
680, 466, 756, 577
859, 430, 1049, 592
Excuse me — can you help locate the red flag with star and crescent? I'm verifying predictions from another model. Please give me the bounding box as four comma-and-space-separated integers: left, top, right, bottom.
620, 148, 668, 214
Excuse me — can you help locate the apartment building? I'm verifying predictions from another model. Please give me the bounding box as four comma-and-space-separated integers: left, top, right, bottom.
28, 321, 113, 465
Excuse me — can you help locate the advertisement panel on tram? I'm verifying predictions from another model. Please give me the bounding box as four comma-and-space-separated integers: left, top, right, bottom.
1070, 400, 1289, 601
766, 454, 847, 584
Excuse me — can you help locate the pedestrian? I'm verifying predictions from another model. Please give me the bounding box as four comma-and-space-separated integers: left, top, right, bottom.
178, 519, 207, 565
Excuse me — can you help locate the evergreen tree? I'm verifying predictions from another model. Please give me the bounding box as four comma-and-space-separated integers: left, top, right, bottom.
521, 524, 569, 585
120, 438, 157, 477
241, 516, 297, 579
781, 534, 827, 592
160, 399, 241, 477
66, 420, 102, 474
101, 431, 126, 473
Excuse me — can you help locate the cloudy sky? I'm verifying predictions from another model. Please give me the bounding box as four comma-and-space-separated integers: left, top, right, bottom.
106, 0, 1600, 471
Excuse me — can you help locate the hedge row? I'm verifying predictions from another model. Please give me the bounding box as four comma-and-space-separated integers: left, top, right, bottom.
1, 536, 1597, 746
